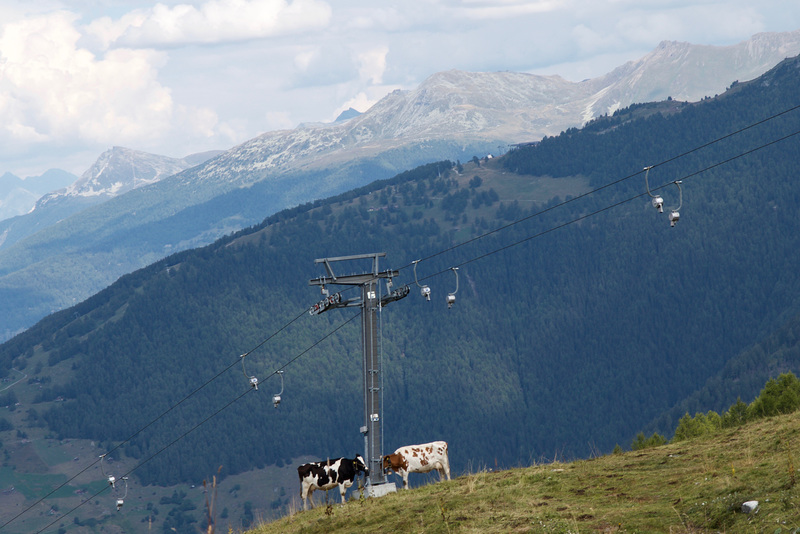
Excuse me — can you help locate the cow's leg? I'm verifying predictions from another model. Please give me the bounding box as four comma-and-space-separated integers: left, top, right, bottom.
308, 488, 315, 509
436, 465, 450, 481
403, 472, 409, 490
339, 482, 349, 505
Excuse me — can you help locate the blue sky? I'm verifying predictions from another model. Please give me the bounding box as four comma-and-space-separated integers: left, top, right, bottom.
2, 0, 799, 177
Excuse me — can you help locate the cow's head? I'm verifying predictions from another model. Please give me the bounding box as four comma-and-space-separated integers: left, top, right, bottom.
382, 453, 406, 474
381, 454, 392, 474
354, 454, 369, 477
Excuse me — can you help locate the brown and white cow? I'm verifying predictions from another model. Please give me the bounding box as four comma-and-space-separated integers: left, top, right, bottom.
382, 441, 450, 489
297, 455, 368, 511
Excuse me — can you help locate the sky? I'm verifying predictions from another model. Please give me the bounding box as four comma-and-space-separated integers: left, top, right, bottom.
1, 0, 799, 179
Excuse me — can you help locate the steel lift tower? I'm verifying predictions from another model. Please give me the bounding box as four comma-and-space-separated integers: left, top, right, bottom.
309, 253, 409, 497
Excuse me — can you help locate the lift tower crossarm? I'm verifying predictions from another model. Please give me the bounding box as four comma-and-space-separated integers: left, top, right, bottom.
310, 271, 398, 287
311, 253, 397, 287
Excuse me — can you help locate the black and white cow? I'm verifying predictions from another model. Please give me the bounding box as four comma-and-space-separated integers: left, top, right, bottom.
297, 455, 368, 510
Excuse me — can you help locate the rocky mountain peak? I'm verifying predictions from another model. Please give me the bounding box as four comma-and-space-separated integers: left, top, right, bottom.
33, 147, 211, 210
66, 147, 189, 197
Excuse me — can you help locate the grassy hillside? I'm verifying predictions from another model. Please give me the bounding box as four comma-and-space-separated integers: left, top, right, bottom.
248, 412, 800, 533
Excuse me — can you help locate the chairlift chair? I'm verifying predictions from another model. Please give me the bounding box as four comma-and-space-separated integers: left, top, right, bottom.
668, 181, 682, 227
116, 477, 129, 511
240, 353, 259, 390
99, 454, 115, 487
273, 370, 284, 408
412, 260, 431, 301
643, 166, 664, 213
447, 267, 459, 309
100, 454, 128, 511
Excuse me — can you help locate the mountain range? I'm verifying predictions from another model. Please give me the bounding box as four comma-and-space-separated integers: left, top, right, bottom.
0, 147, 221, 252
0, 169, 76, 221
1, 30, 799, 341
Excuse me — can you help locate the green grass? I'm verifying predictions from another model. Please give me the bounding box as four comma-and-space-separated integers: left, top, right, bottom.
32, 439, 73, 467
0, 468, 71, 500
245, 412, 800, 533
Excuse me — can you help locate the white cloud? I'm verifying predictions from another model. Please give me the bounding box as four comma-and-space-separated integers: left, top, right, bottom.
337, 90, 384, 117
293, 49, 317, 72
86, 0, 333, 48
449, 0, 566, 20
1, 0, 799, 178
357, 47, 388, 84
289, 44, 361, 88
264, 110, 294, 130
577, 2, 766, 49
524, 1, 772, 79
0, 9, 225, 164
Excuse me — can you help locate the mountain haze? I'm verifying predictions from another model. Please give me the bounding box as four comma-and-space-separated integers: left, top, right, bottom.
0, 147, 221, 252
0, 169, 76, 222
1, 31, 799, 341
583, 30, 800, 116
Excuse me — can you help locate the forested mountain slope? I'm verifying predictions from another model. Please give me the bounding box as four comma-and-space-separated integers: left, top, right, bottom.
0, 54, 800, 533
649, 310, 800, 435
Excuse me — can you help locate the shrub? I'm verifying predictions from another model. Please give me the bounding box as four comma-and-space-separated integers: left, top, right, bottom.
747, 372, 800, 419
631, 432, 667, 450
721, 397, 749, 427
673, 411, 721, 441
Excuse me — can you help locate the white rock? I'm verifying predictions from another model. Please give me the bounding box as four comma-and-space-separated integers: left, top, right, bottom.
741, 500, 759, 514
